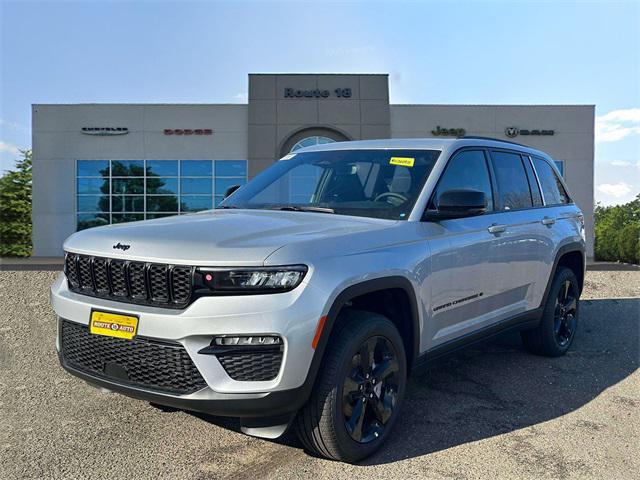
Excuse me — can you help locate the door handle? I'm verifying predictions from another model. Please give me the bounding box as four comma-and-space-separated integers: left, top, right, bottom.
541, 217, 556, 226
488, 224, 507, 234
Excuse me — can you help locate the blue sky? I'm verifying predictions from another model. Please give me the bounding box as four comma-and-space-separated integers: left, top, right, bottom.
1, 0, 638, 205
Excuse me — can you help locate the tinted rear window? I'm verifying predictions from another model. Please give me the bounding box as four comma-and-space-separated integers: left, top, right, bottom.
532, 157, 570, 205
490, 151, 533, 210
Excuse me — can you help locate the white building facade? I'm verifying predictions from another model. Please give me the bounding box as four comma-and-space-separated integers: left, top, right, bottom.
32, 74, 594, 257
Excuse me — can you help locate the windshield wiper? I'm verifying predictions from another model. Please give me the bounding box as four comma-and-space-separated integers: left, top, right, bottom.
217, 205, 237, 209
273, 206, 335, 214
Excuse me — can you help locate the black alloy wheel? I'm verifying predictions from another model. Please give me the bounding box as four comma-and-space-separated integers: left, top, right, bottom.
296, 310, 407, 462
522, 266, 580, 357
554, 280, 578, 347
342, 336, 400, 443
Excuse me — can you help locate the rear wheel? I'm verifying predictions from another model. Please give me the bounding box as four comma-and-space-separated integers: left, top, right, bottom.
296, 310, 407, 462
522, 266, 580, 357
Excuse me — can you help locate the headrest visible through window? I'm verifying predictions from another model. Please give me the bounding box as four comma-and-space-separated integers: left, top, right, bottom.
388, 167, 412, 193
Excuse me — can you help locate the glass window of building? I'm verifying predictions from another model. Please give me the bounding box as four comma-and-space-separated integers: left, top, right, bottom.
76, 159, 247, 230
290, 136, 336, 152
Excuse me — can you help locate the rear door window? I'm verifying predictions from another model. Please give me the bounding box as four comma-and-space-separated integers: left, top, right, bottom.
532, 157, 570, 205
490, 151, 533, 210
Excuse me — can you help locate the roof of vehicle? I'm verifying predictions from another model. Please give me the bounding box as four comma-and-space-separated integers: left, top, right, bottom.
295, 137, 553, 159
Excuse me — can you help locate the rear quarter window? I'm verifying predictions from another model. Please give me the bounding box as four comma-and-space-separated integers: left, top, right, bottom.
532, 157, 571, 205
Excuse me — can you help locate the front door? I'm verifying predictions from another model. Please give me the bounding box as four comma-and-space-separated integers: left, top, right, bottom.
421, 149, 509, 349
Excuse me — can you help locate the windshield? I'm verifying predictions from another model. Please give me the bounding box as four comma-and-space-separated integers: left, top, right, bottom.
220, 149, 440, 220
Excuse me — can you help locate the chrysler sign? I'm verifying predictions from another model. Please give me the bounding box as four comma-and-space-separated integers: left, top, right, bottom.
81, 127, 129, 135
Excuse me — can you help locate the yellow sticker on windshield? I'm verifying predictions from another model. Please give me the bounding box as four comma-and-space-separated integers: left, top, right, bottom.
390, 157, 415, 167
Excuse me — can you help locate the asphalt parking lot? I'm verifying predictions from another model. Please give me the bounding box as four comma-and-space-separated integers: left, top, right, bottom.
1, 269, 638, 479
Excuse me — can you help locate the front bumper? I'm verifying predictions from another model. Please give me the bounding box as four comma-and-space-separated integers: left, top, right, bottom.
51, 272, 327, 416
59, 354, 307, 417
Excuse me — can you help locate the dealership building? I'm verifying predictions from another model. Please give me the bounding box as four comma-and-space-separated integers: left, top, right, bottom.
32, 73, 595, 257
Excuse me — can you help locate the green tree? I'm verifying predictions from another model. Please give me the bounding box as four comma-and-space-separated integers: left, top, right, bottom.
594, 194, 640, 264
0, 149, 32, 257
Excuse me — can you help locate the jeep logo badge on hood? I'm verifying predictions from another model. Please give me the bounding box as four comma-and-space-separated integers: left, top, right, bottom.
113, 243, 130, 251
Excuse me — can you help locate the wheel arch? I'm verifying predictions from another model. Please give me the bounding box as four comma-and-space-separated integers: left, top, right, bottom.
540, 242, 586, 308
300, 276, 421, 402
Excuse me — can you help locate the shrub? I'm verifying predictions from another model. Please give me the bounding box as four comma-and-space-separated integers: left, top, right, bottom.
594, 194, 640, 264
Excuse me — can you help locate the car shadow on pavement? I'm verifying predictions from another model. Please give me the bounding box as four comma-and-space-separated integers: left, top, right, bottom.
188, 298, 639, 465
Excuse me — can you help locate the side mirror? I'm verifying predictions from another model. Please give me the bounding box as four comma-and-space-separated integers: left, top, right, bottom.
424, 189, 486, 220
223, 184, 241, 199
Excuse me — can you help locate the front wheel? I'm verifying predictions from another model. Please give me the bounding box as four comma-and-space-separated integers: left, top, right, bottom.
296, 310, 407, 462
522, 266, 580, 357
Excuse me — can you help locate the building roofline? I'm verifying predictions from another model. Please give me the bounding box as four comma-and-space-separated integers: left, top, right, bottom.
32, 103, 248, 107
32, 102, 595, 108
249, 72, 388, 76
391, 103, 596, 107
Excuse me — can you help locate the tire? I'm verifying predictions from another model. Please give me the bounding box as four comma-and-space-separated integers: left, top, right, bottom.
295, 309, 407, 462
522, 266, 580, 357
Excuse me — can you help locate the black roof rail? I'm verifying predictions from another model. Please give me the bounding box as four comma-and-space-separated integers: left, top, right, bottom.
460, 136, 527, 147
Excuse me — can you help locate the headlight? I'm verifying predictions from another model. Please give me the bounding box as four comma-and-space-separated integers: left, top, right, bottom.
195, 265, 307, 294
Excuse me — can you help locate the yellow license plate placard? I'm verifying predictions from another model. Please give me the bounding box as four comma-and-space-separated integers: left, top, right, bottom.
90, 310, 139, 340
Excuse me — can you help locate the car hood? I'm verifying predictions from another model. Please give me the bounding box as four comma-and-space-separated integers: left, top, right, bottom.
63, 209, 395, 265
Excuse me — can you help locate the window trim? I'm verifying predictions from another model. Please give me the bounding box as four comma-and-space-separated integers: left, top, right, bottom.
522, 154, 546, 206
520, 154, 544, 207
422, 146, 575, 221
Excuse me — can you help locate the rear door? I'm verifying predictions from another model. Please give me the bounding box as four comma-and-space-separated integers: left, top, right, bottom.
528, 155, 577, 305
485, 149, 548, 315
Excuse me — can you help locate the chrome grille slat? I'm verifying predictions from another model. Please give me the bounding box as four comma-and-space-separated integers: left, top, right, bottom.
63, 253, 193, 308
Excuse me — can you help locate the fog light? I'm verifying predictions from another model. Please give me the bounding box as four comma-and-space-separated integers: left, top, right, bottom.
198, 335, 282, 356
213, 335, 281, 346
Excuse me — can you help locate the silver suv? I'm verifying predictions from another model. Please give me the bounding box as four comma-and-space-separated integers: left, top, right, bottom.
52, 138, 585, 462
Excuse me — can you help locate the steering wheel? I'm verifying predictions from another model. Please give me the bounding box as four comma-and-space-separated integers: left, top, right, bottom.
374, 192, 408, 205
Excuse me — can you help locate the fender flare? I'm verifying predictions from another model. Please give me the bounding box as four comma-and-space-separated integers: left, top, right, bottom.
297, 276, 421, 403
539, 241, 586, 309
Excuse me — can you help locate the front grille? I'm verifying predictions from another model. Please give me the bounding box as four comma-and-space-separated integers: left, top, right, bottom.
64, 252, 194, 308
60, 320, 207, 395
216, 348, 283, 381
